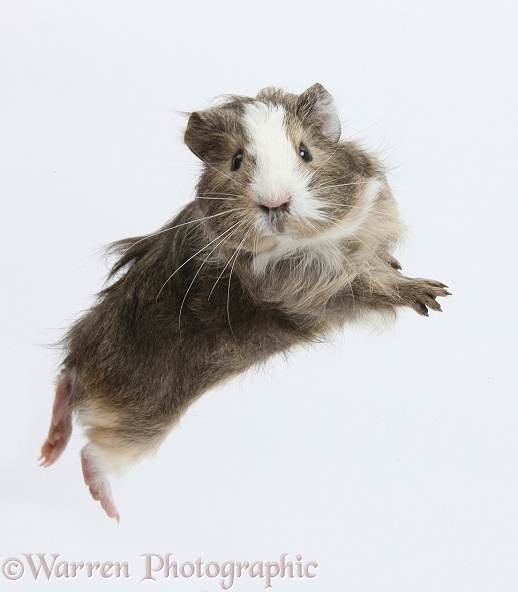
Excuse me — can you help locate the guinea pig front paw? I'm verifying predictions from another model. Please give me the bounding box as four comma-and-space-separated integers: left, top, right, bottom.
404, 278, 451, 316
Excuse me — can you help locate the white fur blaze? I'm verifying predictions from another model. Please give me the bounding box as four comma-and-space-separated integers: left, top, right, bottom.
242, 102, 324, 225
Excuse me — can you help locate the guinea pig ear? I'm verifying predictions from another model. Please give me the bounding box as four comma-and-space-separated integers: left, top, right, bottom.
296, 83, 341, 142
184, 111, 213, 161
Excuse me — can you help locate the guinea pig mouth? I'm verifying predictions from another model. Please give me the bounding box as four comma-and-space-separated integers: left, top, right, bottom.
260, 203, 289, 234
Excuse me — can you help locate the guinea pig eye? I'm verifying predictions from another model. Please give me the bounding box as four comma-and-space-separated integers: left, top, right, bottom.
299, 143, 313, 163
231, 150, 243, 171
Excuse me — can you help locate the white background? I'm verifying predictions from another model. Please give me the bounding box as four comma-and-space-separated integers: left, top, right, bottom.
1, 1, 517, 590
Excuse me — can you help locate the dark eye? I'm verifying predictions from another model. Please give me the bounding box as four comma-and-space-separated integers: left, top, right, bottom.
231, 150, 243, 171
299, 143, 312, 162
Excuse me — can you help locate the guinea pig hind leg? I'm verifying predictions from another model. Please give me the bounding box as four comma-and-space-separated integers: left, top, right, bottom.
78, 404, 168, 521
39, 374, 72, 467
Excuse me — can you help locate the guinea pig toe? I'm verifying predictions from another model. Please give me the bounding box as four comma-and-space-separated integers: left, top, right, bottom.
39, 428, 70, 467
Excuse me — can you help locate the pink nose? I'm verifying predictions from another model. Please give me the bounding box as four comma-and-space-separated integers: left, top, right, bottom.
259, 192, 291, 209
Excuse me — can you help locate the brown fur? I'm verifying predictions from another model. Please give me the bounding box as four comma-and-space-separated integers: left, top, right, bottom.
42, 83, 450, 514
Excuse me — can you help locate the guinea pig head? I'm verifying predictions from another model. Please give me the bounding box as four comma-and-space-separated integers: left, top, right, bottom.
183, 84, 374, 257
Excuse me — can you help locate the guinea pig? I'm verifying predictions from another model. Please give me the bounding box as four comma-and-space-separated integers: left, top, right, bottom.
39, 83, 450, 521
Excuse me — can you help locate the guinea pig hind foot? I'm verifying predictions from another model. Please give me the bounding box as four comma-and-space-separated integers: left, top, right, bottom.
81, 444, 120, 522
39, 374, 72, 467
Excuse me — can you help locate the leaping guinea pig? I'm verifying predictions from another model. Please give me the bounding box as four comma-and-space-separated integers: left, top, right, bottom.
40, 83, 450, 521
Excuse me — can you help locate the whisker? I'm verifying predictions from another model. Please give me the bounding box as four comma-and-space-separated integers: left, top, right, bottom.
319, 210, 389, 243
207, 224, 249, 300
312, 181, 370, 191
316, 212, 392, 267
196, 196, 237, 201
341, 119, 384, 141
226, 226, 253, 336
121, 210, 238, 255
208, 262, 231, 301
304, 218, 349, 263
197, 191, 244, 198
155, 213, 239, 300
314, 190, 392, 219
303, 218, 361, 281
178, 221, 243, 329
327, 203, 392, 220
